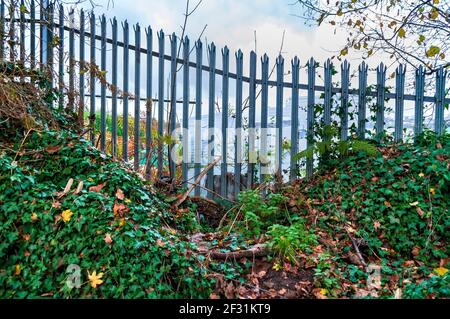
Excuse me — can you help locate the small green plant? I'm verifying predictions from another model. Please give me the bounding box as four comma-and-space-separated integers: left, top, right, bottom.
267, 218, 317, 263
232, 189, 287, 237
313, 253, 340, 293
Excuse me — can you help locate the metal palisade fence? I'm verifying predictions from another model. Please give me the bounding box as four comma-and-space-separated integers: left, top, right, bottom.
0, 0, 449, 200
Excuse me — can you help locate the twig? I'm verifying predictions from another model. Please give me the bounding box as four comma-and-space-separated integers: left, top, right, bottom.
346, 229, 367, 267
173, 156, 221, 208
208, 244, 270, 260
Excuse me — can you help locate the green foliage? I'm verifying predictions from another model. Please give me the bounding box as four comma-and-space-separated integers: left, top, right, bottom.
0, 129, 223, 298
403, 273, 450, 299
267, 218, 317, 262
234, 189, 287, 237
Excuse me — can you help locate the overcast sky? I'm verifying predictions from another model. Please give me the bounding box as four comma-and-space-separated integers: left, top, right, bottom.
77, 0, 356, 66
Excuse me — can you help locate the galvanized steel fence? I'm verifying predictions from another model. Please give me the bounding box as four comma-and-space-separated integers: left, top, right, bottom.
1, 0, 449, 200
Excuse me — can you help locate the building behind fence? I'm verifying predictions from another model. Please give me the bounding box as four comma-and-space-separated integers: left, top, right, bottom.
1, 0, 449, 200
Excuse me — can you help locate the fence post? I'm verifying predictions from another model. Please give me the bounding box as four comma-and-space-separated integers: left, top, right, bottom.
306, 58, 316, 179
194, 40, 203, 196
133, 24, 141, 170
89, 12, 96, 144
260, 54, 269, 184
247, 50, 257, 188
394, 64, 406, 142
99, 15, 107, 151
357, 62, 368, 139
290, 56, 300, 181
79, 9, 85, 126
157, 29, 165, 177
68, 8, 75, 111
341, 60, 350, 141
220, 45, 229, 197
169, 33, 177, 178
234, 49, 243, 199
0, 0, 4, 61
58, 4, 64, 109
8, 0, 15, 62
145, 26, 153, 176
414, 65, 425, 139
111, 17, 118, 157
19, 0, 25, 66
275, 55, 284, 179
182, 36, 190, 186
323, 59, 332, 129
376, 63, 386, 137
206, 42, 216, 198
30, 0, 35, 68
435, 66, 446, 135
122, 20, 130, 161
40, 0, 48, 66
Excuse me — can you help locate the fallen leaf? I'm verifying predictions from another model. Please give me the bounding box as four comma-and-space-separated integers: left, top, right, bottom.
411, 246, 420, 257
278, 288, 286, 295
74, 181, 84, 194
31, 212, 39, 222
409, 201, 419, 207
312, 288, 328, 299
384, 200, 392, 208
373, 221, 381, 230
15, 264, 21, 276
416, 207, 425, 217
429, 188, 436, 195
88, 270, 104, 288
45, 145, 62, 154
434, 267, 448, 276
61, 209, 74, 223
104, 233, 113, 245
52, 201, 62, 209
89, 182, 106, 193
24, 234, 30, 241
113, 203, 129, 217
418, 172, 425, 178
116, 189, 124, 200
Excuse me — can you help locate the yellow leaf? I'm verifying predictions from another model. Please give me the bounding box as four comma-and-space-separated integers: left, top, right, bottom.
88, 270, 104, 288
429, 8, 439, 20
125, 198, 131, 204
15, 264, 21, 276
320, 288, 328, 296
409, 201, 419, 207
398, 28, 406, 38
61, 209, 73, 223
118, 218, 126, 227
434, 267, 448, 276
272, 262, 282, 271
429, 188, 436, 195
340, 48, 348, 56
418, 172, 425, 178
433, 0, 439, 4
31, 212, 39, 222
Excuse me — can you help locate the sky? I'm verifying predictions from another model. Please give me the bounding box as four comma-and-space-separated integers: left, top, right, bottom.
78, 0, 353, 67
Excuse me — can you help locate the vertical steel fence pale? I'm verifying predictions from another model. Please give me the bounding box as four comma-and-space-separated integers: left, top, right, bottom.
306, 58, 316, 179
340, 60, 350, 141
247, 50, 257, 188
111, 17, 118, 157
122, 20, 129, 161
79, 9, 85, 126
145, 26, 153, 177
394, 64, 406, 142
220, 46, 230, 197
376, 63, 386, 137
357, 62, 368, 139
435, 66, 447, 135
0, 0, 4, 61
275, 55, 284, 178
206, 43, 216, 198
194, 40, 202, 197
260, 54, 269, 184
182, 36, 190, 186
169, 33, 177, 177
323, 59, 333, 129
100, 15, 107, 151
234, 49, 243, 199
414, 65, 425, 139
89, 12, 96, 143
157, 29, 165, 177
290, 57, 300, 181
134, 24, 141, 170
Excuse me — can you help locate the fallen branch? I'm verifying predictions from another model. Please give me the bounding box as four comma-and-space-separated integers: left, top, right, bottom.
208, 244, 270, 260
346, 230, 367, 267
173, 156, 221, 208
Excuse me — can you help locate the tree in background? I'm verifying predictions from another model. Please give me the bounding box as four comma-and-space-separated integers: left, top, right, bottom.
293, 0, 449, 74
